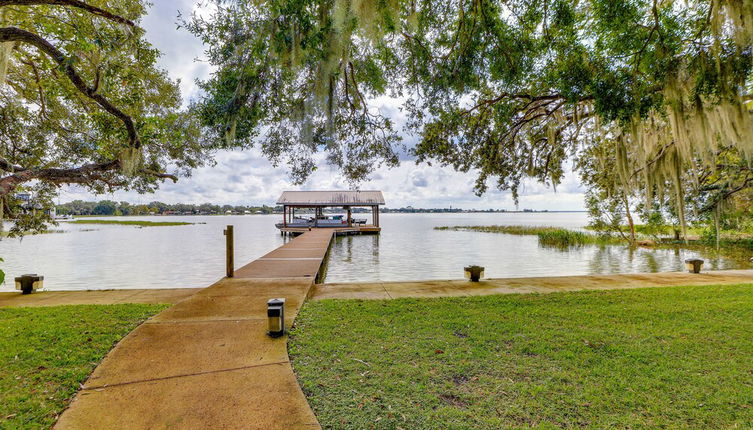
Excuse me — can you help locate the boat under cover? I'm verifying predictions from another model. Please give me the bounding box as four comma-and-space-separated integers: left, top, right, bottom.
275, 215, 367, 229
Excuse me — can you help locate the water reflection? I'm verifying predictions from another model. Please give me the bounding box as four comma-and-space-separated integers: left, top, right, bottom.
324, 213, 753, 283
0, 215, 288, 290
1, 212, 750, 290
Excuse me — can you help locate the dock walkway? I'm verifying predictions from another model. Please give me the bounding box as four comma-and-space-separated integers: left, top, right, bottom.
55, 229, 334, 430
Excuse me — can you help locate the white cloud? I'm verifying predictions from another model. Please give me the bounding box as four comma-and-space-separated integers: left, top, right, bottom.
59, 1, 586, 211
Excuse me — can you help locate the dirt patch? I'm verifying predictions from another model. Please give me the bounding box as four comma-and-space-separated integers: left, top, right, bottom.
438, 393, 468, 408
452, 374, 470, 385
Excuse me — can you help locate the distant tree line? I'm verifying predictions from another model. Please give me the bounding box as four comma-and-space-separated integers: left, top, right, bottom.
56, 200, 278, 216
381, 208, 517, 213
54, 201, 544, 216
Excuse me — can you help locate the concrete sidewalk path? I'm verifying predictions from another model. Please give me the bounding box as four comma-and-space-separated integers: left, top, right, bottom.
0, 288, 200, 308
55, 230, 333, 430
312, 269, 753, 300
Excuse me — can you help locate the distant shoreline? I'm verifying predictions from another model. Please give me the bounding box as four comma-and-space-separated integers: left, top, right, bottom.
63, 210, 588, 217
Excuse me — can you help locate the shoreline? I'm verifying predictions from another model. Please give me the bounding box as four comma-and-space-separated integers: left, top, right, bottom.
4, 269, 752, 307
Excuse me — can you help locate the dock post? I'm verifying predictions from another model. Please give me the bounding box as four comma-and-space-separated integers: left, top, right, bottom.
224, 225, 234, 277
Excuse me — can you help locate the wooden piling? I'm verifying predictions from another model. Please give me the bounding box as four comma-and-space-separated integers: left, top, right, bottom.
224, 225, 234, 277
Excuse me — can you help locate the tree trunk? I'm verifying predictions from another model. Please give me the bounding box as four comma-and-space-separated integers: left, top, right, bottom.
623, 196, 636, 245
714, 204, 721, 250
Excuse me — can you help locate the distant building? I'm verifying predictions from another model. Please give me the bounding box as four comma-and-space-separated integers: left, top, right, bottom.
14, 193, 56, 217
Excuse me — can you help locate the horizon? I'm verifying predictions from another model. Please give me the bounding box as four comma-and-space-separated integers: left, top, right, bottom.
53, 198, 586, 213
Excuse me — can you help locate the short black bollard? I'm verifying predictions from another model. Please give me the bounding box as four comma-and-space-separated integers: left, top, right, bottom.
15, 274, 44, 294
684, 258, 704, 274
267, 298, 286, 338
464, 265, 485, 282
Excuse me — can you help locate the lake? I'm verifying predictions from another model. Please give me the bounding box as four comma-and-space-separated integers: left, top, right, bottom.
1, 213, 750, 291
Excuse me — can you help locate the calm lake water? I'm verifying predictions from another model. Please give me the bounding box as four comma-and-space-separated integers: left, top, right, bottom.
1, 213, 750, 291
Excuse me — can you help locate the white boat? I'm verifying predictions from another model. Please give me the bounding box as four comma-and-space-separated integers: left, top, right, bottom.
275, 215, 366, 229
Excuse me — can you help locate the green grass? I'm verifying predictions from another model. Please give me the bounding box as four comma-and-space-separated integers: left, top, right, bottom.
435, 225, 622, 247
0, 304, 167, 428
536, 228, 594, 247
68, 220, 193, 227
435, 225, 562, 235
290, 284, 753, 429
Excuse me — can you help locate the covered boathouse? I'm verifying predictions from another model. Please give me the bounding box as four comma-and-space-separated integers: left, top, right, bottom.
276, 190, 384, 235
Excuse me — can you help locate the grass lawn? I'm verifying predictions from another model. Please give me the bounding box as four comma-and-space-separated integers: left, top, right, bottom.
68, 220, 193, 227
0, 304, 167, 428
290, 284, 753, 429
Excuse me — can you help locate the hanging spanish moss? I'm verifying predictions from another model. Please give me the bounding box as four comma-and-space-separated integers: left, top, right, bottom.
606, 1, 753, 241
711, 0, 753, 49
311, 0, 400, 113
0, 41, 12, 86
615, 74, 753, 238
0, 7, 11, 86
119, 147, 142, 176
220, 0, 401, 148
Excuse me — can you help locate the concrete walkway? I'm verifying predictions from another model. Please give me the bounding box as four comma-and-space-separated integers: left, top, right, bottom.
311, 269, 753, 300
54, 229, 333, 430
0, 288, 199, 308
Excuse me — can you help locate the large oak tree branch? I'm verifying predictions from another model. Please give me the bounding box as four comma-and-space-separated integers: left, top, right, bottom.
0, 157, 26, 173
0, 160, 120, 196
0, 0, 135, 26
0, 27, 141, 148
0, 160, 178, 196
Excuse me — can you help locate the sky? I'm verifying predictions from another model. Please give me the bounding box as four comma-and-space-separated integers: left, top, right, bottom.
59, 1, 586, 210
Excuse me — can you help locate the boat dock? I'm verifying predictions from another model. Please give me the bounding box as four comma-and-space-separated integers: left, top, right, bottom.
275, 190, 384, 236
55, 229, 335, 429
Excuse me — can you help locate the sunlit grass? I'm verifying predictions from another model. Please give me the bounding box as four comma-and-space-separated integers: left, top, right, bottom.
290, 284, 753, 429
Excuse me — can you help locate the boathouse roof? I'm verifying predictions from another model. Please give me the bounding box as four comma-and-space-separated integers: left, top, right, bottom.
277, 190, 385, 206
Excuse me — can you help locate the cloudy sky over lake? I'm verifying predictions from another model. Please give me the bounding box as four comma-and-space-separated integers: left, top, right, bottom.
60, 1, 586, 210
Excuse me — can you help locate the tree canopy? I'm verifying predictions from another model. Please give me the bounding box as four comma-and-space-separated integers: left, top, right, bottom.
3, 0, 753, 239
0, 0, 207, 231
190, 0, 753, 235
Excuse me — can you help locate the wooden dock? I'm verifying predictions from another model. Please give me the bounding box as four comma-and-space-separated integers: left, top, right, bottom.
55, 230, 335, 429
279, 225, 381, 236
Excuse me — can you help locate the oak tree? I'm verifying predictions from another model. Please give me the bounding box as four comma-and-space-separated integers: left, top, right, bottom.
0, 0, 207, 232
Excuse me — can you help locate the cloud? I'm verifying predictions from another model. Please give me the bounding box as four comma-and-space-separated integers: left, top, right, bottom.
61, 147, 585, 210
58, 1, 587, 211
140, 0, 213, 104
410, 171, 429, 188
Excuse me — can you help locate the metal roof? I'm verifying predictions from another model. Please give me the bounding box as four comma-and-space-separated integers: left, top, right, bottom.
277, 190, 385, 206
